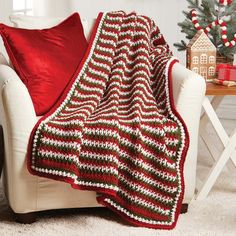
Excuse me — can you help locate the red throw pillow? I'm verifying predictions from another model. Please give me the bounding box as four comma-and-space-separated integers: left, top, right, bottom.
0, 13, 88, 115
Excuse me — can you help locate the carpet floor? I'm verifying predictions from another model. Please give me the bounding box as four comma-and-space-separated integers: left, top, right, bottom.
0, 97, 235, 236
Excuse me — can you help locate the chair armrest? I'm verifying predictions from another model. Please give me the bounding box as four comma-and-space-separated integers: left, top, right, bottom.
0, 64, 38, 212
172, 62, 206, 106
0, 64, 37, 128
171, 62, 206, 202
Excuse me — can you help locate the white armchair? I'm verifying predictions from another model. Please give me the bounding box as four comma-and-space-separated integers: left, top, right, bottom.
0, 17, 206, 223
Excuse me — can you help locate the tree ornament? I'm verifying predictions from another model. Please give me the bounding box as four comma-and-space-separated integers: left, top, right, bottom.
190, 10, 203, 31
190, 9, 236, 48
218, 0, 232, 5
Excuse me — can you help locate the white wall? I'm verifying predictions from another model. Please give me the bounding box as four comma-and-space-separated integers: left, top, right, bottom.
33, 0, 73, 17
33, 0, 188, 63
0, 0, 13, 57
0, 0, 12, 24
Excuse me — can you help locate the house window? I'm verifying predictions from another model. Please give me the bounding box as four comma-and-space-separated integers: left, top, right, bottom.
209, 56, 215, 64
13, 0, 33, 15
200, 67, 207, 77
192, 56, 199, 64
208, 67, 215, 76
200, 54, 207, 64
192, 67, 199, 74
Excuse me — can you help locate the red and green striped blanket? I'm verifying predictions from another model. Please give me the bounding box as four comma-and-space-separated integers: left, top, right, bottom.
27, 11, 189, 229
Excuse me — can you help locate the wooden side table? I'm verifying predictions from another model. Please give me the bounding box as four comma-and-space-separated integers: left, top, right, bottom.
197, 83, 236, 199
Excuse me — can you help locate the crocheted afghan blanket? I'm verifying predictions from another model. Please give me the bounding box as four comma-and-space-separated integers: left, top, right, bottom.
27, 11, 189, 229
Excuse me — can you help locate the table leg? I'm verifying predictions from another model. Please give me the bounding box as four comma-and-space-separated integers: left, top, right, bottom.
202, 97, 236, 167
200, 128, 221, 162
197, 129, 236, 199
200, 96, 224, 162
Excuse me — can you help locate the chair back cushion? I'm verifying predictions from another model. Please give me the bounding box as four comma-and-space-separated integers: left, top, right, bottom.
0, 13, 88, 115
10, 14, 90, 40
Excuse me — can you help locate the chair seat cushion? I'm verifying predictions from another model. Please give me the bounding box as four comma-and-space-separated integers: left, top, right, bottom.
0, 13, 88, 115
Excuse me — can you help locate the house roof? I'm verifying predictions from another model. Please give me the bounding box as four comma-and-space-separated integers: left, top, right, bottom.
187, 31, 216, 51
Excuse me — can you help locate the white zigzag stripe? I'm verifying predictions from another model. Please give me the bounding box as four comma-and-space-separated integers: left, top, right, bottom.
82, 139, 120, 152
44, 124, 81, 138
118, 174, 173, 204
100, 30, 118, 38
99, 37, 117, 47
103, 198, 171, 225
90, 58, 112, 71
41, 137, 81, 150
118, 187, 170, 215
38, 149, 80, 165
55, 112, 87, 121
94, 52, 112, 63
113, 54, 152, 70
79, 82, 105, 93
88, 66, 108, 79
74, 90, 100, 100
70, 99, 97, 107
102, 22, 121, 30
79, 163, 118, 175
75, 180, 119, 191
60, 105, 94, 117
64, 104, 95, 112
90, 100, 158, 118
81, 151, 119, 165
50, 119, 84, 126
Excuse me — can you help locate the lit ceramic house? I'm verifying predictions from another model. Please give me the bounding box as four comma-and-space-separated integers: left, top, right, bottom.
187, 31, 216, 81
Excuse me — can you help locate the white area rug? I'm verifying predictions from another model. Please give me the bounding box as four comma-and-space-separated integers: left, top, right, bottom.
0, 97, 235, 236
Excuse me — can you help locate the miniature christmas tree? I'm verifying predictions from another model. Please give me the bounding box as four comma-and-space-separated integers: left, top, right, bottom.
174, 0, 236, 59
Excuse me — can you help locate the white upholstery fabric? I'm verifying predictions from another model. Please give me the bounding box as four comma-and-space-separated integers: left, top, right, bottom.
0, 53, 8, 66
10, 15, 65, 29
0, 16, 206, 213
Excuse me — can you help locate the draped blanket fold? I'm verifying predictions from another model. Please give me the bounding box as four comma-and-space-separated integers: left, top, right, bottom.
27, 11, 189, 229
